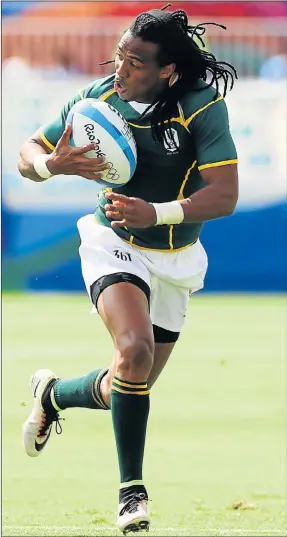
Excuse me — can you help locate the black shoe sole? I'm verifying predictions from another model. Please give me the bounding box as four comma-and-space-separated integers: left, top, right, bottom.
123, 521, 150, 534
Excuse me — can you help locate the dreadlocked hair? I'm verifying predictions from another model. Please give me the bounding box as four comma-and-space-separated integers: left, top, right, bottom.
100, 5, 237, 147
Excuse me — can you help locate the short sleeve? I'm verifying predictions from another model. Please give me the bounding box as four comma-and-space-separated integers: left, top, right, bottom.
39, 77, 111, 150
40, 91, 83, 150
191, 97, 238, 171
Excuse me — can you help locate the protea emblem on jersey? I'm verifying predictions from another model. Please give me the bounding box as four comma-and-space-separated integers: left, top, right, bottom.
163, 128, 180, 154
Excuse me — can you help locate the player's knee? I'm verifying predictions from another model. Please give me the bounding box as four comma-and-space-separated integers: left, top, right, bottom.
116, 332, 154, 379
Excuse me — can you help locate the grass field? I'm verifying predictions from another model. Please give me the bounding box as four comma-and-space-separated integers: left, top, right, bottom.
2, 293, 286, 537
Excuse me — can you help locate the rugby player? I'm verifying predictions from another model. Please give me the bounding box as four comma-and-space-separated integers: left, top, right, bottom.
18, 6, 238, 534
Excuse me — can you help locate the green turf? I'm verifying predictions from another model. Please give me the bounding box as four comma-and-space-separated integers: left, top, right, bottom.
2, 294, 286, 537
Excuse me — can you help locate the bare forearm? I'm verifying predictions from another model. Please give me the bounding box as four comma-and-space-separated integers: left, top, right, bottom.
103, 164, 239, 229
180, 182, 238, 223
18, 140, 49, 182
18, 125, 109, 183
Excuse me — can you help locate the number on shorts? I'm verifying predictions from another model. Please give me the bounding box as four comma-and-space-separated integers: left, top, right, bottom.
113, 249, 132, 262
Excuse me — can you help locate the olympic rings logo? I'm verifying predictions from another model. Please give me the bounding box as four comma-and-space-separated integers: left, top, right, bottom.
105, 162, 120, 181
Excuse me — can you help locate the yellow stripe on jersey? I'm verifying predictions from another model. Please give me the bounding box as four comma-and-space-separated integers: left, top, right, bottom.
163, 115, 187, 129
177, 160, 197, 200
198, 159, 238, 171
127, 122, 151, 129
122, 237, 197, 253
184, 96, 223, 130
40, 132, 55, 151
99, 89, 116, 101
169, 225, 174, 250
113, 378, 147, 389
177, 102, 190, 132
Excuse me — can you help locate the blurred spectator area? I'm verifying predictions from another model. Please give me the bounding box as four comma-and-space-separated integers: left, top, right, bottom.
2, 1, 287, 78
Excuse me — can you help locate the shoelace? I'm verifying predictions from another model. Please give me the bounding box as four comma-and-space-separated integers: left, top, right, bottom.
119, 493, 149, 516
38, 411, 64, 438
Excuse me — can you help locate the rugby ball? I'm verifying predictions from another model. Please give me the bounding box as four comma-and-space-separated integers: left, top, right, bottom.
67, 98, 137, 188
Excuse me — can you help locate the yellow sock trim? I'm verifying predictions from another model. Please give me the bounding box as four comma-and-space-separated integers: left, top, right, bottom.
112, 386, 150, 396
93, 368, 110, 410
50, 387, 62, 412
113, 378, 147, 389
120, 480, 144, 489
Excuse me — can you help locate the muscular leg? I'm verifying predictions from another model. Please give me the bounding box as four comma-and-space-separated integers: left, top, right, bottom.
97, 281, 154, 500
50, 275, 154, 412
101, 341, 176, 406
98, 283, 154, 381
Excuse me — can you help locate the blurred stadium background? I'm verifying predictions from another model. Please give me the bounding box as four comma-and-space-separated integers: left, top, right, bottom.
2, 0, 287, 292
2, 2, 287, 537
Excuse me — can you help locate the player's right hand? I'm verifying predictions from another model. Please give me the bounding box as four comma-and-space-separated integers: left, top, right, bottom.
46, 123, 110, 180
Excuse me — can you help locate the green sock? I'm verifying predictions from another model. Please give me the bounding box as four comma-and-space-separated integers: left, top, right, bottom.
52, 368, 109, 410
111, 376, 150, 485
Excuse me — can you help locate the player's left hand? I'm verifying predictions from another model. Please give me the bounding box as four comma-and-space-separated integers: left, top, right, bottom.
104, 192, 157, 228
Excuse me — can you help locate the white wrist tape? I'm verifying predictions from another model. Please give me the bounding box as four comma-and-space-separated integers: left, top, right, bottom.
33, 154, 53, 179
152, 201, 184, 226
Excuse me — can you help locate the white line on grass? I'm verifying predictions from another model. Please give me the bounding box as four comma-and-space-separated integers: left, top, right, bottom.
3, 526, 286, 533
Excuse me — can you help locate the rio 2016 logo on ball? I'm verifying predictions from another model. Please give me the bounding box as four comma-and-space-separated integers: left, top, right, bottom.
67, 99, 137, 188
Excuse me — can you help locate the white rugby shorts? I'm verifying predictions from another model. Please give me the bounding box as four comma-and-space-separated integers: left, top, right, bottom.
77, 214, 208, 333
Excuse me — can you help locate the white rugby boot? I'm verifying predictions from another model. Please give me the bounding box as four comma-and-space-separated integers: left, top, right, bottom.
117, 492, 150, 534
22, 368, 62, 457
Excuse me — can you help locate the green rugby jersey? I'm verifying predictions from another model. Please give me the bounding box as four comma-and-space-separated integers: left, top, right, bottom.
40, 74, 237, 251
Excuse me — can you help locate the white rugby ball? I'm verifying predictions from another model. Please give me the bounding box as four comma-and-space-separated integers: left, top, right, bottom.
67, 98, 137, 188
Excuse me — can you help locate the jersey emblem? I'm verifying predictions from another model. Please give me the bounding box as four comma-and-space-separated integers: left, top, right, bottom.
163, 128, 180, 154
